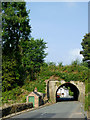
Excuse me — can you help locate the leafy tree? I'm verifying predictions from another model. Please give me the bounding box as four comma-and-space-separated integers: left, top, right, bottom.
2, 2, 31, 90
2, 56, 18, 91
80, 33, 90, 68
2, 2, 31, 57
21, 38, 47, 80
2, 2, 47, 91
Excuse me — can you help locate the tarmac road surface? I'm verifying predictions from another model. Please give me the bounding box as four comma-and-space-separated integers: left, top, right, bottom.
8, 101, 87, 119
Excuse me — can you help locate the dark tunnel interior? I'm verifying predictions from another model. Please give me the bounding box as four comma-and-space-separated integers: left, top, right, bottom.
56, 82, 79, 102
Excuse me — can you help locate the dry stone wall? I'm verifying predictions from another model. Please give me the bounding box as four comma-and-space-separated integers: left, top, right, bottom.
2, 102, 33, 117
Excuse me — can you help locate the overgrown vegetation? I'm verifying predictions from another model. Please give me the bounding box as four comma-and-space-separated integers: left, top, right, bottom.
2, 60, 89, 107
80, 33, 90, 111
80, 33, 90, 68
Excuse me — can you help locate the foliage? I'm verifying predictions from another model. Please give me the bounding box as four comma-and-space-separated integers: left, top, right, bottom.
40, 61, 88, 83
85, 79, 88, 110
67, 87, 74, 96
22, 96, 26, 103
2, 2, 47, 91
80, 61, 88, 68
21, 38, 47, 80
71, 59, 80, 66
69, 91, 74, 96
58, 62, 63, 67
85, 95, 88, 111
2, 2, 31, 56
47, 62, 56, 66
2, 86, 23, 104
2, 56, 18, 91
88, 94, 90, 106
22, 76, 46, 93
80, 33, 90, 68
2, 2, 31, 91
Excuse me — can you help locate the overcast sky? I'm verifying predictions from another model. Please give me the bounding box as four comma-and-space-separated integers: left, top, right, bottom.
26, 2, 88, 65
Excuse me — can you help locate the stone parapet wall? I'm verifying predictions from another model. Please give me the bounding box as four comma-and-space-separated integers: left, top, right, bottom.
2, 102, 33, 117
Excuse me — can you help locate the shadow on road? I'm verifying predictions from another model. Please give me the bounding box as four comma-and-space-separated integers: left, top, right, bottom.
56, 97, 77, 102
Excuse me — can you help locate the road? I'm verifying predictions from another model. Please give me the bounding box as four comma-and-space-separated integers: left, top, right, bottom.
9, 101, 87, 119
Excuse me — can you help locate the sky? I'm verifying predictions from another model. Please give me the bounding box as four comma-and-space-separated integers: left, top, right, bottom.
26, 2, 88, 65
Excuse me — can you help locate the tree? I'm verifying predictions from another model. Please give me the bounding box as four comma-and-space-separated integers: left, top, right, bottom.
2, 2, 31, 90
2, 2, 31, 57
21, 38, 47, 80
2, 56, 19, 91
2, 2, 48, 91
80, 33, 90, 68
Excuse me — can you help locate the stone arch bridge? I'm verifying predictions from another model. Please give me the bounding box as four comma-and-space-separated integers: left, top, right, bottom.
45, 79, 85, 103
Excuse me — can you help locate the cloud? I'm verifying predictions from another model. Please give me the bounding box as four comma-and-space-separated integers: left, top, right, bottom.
69, 48, 83, 61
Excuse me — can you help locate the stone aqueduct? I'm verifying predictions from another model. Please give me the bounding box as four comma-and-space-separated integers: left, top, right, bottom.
45, 78, 85, 103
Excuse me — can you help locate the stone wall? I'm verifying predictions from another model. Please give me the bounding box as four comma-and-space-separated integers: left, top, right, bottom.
49, 80, 60, 103
2, 102, 33, 117
70, 81, 85, 103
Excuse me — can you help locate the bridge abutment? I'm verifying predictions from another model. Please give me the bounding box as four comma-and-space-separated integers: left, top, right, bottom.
46, 79, 85, 103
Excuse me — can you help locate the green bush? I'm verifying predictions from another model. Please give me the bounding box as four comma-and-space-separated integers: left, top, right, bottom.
58, 62, 63, 68
88, 83, 90, 92
88, 94, 90, 106
65, 66, 72, 72
54, 71, 62, 77
2, 86, 23, 104
69, 91, 74, 96
85, 95, 88, 111
85, 80, 88, 94
22, 96, 26, 103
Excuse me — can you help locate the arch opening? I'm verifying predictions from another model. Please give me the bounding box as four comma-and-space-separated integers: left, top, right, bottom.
56, 82, 79, 102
